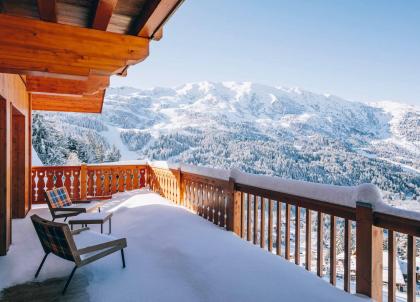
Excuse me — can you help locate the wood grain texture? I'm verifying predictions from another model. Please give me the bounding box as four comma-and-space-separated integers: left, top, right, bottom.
0, 14, 149, 78
0, 74, 31, 255
356, 203, 383, 301
31, 90, 105, 113
27, 75, 109, 96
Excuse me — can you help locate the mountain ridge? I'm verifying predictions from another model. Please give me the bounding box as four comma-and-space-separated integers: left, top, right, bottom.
32, 81, 420, 202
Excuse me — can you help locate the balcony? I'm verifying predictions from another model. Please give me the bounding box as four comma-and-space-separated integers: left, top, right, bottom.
1, 162, 418, 301
0, 188, 366, 302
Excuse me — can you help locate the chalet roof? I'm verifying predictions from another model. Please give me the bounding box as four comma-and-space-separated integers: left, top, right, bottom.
0, 0, 184, 113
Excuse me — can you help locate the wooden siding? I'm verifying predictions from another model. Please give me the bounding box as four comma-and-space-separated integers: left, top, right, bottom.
0, 73, 31, 255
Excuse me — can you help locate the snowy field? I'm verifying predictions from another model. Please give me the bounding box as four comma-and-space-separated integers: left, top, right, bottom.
0, 190, 368, 302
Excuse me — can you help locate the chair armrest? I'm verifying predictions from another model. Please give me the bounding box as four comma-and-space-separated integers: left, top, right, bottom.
72, 200, 92, 204
52, 207, 86, 213
77, 238, 127, 255
71, 227, 90, 235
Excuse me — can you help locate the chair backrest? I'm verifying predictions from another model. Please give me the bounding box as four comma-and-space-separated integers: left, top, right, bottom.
31, 215, 78, 262
45, 187, 73, 209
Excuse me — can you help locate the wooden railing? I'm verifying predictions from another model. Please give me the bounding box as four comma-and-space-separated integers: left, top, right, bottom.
31, 163, 419, 302
31, 164, 147, 203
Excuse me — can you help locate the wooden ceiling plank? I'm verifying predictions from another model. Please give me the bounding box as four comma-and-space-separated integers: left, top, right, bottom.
130, 0, 183, 39
36, 0, 57, 22
0, 14, 149, 77
27, 75, 110, 96
31, 90, 105, 113
92, 0, 119, 30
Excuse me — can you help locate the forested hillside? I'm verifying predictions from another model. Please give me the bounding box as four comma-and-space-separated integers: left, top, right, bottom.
32, 82, 420, 202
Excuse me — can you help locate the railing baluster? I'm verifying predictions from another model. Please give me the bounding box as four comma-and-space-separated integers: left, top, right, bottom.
317, 212, 324, 277
407, 235, 416, 302
253, 195, 258, 244
285, 203, 291, 260
247, 193, 251, 241
241, 191, 245, 239
388, 230, 396, 302
330, 215, 336, 285
260, 197, 265, 249
344, 219, 351, 292
276, 201, 281, 256
295, 206, 300, 265
268, 199, 273, 252
305, 209, 312, 271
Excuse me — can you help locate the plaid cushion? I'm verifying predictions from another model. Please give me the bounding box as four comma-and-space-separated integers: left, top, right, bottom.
46, 187, 72, 208
31, 216, 74, 261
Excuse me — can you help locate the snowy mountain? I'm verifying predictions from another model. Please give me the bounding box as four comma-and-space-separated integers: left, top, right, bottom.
32, 81, 420, 201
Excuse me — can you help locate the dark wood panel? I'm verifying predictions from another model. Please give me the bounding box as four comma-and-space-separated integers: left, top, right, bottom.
285, 203, 291, 260
344, 219, 351, 292
329, 215, 336, 285
305, 209, 312, 271
295, 206, 300, 265
92, 0, 118, 30
388, 230, 396, 302
317, 212, 324, 277
37, 0, 57, 22
407, 236, 416, 302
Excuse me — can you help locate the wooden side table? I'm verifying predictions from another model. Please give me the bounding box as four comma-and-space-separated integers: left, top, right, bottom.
68, 212, 113, 234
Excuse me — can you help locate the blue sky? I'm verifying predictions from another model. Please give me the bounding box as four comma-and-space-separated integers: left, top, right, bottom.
111, 1, 420, 106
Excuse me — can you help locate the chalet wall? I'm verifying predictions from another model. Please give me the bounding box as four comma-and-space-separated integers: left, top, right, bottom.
0, 73, 31, 256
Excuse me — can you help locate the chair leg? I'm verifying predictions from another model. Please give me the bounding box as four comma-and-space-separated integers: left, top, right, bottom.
62, 266, 77, 295
64, 217, 67, 222
121, 249, 126, 268
35, 253, 49, 278
52, 218, 55, 222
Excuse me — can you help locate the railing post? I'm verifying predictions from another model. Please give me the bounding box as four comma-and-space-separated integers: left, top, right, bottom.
356, 201, 383, 301
80, 164, 87, 200
227, 177, 241, 235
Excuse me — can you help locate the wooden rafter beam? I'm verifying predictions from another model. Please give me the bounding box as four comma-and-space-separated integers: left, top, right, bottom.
130, 0, 184, 40
31, 90, 105, 113
0, 14, 149, 78
36, 0, 57, 22
92, 0, 119, 31
27, 75, 110, 96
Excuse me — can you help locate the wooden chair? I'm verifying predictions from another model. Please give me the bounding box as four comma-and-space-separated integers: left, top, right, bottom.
31, 214, 127, 294
45, 187, 102, 221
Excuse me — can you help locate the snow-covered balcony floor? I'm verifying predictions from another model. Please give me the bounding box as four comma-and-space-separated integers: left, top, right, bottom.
0, 190, 368, 302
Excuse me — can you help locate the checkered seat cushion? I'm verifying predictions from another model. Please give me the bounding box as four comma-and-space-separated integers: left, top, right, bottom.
46, 187, 73, 208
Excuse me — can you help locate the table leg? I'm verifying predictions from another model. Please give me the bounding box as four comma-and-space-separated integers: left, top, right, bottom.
101, 223, 103, 234
71, 224, 73, 231
109, 218, 112, 235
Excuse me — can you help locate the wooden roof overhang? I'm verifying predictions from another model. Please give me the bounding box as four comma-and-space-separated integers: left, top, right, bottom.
0, 0, 184, 113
